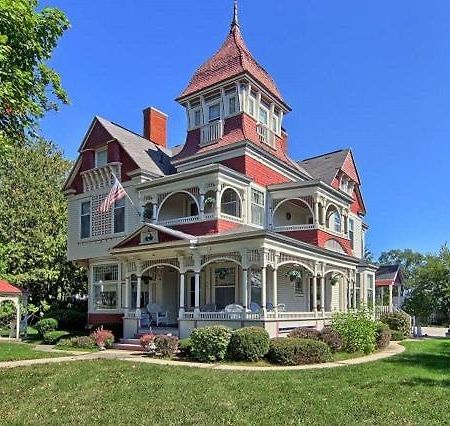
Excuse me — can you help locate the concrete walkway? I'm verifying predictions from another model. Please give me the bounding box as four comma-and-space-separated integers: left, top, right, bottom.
0, 341, 405, 371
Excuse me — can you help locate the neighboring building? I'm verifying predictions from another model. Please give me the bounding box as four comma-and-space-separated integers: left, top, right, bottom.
64, 4, 377, 338
375, 264, 405, 309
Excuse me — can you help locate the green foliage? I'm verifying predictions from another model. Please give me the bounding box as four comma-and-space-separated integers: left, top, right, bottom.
227, 327, 270, 361
320, 326, 344, 353
0, 139, 87, 303
45, 303, 87, 331
288, 327, 321, 340
0, 0, 69, 145
331, 309, 377, 354
390, 330, 406, 341
380, 312, 411, 338
35, 318, 58, 337
378, 249, 424, 281
267, 338, 332, 365
178, 338, 192, 358
154, 335, 179, 358
190, 326, 232, 362
375, 322, 391, 350
56, 335, 96, 349
42, 330, 69, 345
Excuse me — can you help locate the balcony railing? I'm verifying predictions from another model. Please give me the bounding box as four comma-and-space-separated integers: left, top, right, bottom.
80, 162, 121, 192
257, 124, 276, 148
157, 215, 200, 227
200, 120, 224, 145
272, 224, 316, 232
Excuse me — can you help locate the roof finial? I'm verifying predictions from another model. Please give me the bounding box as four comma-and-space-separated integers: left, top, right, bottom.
231, 0, 239, 29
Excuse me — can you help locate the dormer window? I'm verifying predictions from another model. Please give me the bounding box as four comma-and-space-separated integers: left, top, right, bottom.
95, 148, 108, 168
259, 106, 269, 126
193, 108, 202, 127
208, 103, 221, 122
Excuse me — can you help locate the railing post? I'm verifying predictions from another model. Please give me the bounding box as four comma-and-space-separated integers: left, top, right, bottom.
261, 266, 267, 315
312, 275, 318, 315
136, 276, 142, 309
272, 267, 278, 319
179, 272, 185, 317
241, 268, 248, 310
194, 270, 200, 317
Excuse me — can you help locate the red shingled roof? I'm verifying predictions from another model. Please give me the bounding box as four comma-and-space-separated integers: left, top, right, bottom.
0, 279, 21, 294
178, 23, 285, 104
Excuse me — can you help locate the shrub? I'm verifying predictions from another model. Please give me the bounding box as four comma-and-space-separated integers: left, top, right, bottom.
227, 327, 270, 361
47, 309, 86, 331
288, 327, 321, 340
320, 326, 344, 352
390, 330, 406, 341
140, 334, 155, 349
375, 322, 391, 350
55, 335, 96, 350
154, 335, 179, 357
35, 318, 58, 337
43, 330, 70, 345
267, 338, 332, 365
178, 338, 192, 358
380, 312, 411, 338
331, 310, 377, 354
190, 326, 232, 362
90, 327, 114, 349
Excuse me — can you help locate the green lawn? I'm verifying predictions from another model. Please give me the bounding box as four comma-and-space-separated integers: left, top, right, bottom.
0, 342, 66, 362
0, 339, 449, 425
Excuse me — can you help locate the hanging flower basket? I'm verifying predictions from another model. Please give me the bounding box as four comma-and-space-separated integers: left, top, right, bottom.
204, 197, 216, 206
286, 269, 302, 282
330, 274, 340, 286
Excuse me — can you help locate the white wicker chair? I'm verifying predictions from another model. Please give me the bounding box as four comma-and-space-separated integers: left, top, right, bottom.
146, 303, 168, 326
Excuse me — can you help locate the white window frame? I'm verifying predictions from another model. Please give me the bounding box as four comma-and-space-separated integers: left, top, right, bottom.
248, 96, 256, 118
80, 200, 91, 239
92, 263, 120, 311
113, 198, 126, 234
349, 218, 355, 249
190, 107, 202, 128
250, 188, 265, 227
259, 105, 269, 126
208, 102, 221, 123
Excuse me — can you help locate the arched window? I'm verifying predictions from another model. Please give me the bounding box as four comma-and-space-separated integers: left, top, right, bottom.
326, 205, 341, 233
221, 188, 241, 217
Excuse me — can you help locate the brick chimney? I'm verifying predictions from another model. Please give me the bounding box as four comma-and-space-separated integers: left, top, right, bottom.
143, 107, 167, 148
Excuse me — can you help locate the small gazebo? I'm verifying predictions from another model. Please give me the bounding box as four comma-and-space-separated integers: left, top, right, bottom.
375, 264, 405, 310
0, 279, 23, 339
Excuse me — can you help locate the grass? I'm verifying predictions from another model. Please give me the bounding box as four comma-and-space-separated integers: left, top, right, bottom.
0, 342, 67, 362
0, 339, 449, 424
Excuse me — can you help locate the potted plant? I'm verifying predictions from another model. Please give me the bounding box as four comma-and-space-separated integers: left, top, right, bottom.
90, 327, 114, 350
140, 333, 156, 355
330, 274, 340, 286
203, 196, 215, 206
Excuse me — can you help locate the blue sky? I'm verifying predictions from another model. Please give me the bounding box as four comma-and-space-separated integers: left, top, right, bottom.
40, 0, 450, 257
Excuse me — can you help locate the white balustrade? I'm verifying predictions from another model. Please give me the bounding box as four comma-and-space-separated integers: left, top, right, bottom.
256, 124, 276, 148
200, 120, 224, 145
273, 224, 315, 232
219, 212, 244, 223
157, 215, 200, 226
179, 310, 333, 321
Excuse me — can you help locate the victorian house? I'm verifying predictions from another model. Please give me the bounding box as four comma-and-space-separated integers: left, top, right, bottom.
64, 4, 377, 338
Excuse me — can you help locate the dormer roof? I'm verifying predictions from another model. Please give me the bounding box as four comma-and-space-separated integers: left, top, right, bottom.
177, 13, 287, 107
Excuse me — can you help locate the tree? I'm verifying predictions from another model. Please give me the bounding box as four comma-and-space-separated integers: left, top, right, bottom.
378, 249, 424, 282
0, 0, 69, 149
0, 139, 86, 304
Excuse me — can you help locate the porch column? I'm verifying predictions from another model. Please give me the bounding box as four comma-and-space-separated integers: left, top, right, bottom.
15, 300, 20, 340
179, 272, 185, 316
320, 276, 325, 312
389, 285, 393, 312
347, 278, 352, 310
372, 280, 376, 308
343, 278, 348, 312
312, 275, 318, 314
320, 203, 326, 226
314, 199, 319, 226
272, 267, 278, 318
199, 192, 205, 219
352, 278, 357, 309
261, 266, 267, 313
241, 268, 248, 309
136, 276, 142, 309
152, 202, 157, 221
124, 277, 130, 309
215, 187, 221, 218
194, 270, 200, 314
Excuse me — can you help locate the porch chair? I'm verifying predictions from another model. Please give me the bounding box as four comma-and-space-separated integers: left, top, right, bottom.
147, 303, 168, 326
249, 302, 261, 313
200, 303, 217, 312
224, 304, 245, 320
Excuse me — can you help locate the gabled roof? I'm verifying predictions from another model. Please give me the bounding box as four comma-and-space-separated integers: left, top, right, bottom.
0, 279, 21, 295
376, 264, 404, 287
298, 149, 353, 184
178, 20, 286, 106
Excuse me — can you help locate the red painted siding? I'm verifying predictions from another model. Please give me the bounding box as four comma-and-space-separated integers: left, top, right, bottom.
174, 219, 240, 236
88, 313, 123, 324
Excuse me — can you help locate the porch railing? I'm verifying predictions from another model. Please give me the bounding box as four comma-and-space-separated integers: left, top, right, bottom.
272, 224, 316, 232
200, 120, 224, 145
180, 311, 331, 321
157, 215, 200, 227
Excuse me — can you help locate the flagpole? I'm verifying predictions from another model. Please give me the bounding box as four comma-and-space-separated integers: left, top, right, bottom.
110, 171, 142, 218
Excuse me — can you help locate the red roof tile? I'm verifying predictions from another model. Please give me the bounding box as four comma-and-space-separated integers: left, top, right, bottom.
178, 24, 285, 104
0, 279, 21, 294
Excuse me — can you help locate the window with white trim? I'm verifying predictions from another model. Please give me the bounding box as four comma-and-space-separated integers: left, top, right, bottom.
221, 188, 241, 217
259, 106, 269, 126
272, 115, 278, 133
349, 218, 355, 249
334, 212, 342, 233
95, 148, 108, 168
214, 267, 236, 310
208, 103, 221, 122
113, 198, 125, 234
228, 96, 237, 115
367, 273, 374, 307
80, 201, 91, 239
251, 188, 265, 226
248, 97, 255, 117
191, 108, 202, 127
92, 264, 119, 310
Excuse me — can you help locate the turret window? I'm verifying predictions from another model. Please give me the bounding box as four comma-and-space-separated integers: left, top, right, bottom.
228, 96, 237, 115
193, 109, 201, 127
259, 106, 269, 126
208, 103, 221, 122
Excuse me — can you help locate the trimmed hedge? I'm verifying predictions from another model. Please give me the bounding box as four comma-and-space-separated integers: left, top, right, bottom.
56, 335, 97, 349
288, 327, 321, 340
43, 330, 70, 345
190, 326, 232, 362
227, 327, 270, 361
267, 338, 332, 365
380, 312, 411, 338
390, 330, 406, 341
35, 318, 58, 337
154, 335, 179, 358
375, 322, 391, 350
320, 326, 343, 353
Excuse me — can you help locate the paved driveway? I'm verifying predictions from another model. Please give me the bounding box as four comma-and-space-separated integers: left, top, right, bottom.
421, 326, 449, 338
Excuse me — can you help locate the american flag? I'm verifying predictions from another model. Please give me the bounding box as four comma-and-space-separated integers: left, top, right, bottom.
97, 176, 127, 213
